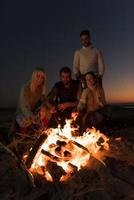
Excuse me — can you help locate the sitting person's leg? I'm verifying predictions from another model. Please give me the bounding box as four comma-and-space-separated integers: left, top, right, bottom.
96, 105, 112, 122
84, 111, 104, 129
91, 112, 104, 127
47, 113, 60, 128
76, 111, 93, 132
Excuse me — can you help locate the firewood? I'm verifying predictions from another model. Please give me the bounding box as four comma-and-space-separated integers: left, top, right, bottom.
56, 140, 67, 146
68, 162, 78, 172
41, 149, 71, 162
46, 161, 66, 182
49, 143, 57, 148
55, 146, 62, 155
41, 149, 60, 162
71, 140, 89, 153
64, 150, 71, 157
26, 134, 47, 168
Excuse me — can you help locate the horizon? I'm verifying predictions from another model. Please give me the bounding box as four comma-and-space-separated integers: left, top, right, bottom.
1, 101, 134, 110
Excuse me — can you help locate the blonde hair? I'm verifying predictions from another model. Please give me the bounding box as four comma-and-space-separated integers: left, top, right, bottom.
31, 67, 48, 95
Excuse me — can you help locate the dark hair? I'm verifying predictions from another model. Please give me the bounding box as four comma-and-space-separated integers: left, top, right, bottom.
60, 66, 72, 75
80, 30, 91, 38
85, 71, 97, 82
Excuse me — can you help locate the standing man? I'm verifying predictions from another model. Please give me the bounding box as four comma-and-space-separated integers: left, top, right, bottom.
73, 30, 105, 88
47, 66, 81, 127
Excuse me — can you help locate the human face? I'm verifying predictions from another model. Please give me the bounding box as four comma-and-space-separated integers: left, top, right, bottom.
80, 34, 90, 47
85, 74, 95, 88
40, 107, 46, 119
34, 71, 45, 86
60, 72, 71, 86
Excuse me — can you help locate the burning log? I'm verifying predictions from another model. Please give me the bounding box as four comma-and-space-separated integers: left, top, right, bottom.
71, 140, 89, 153
27, 121, 109, 185
97, 137, 105, 146
56, 140, 67, 147
41, 149, 71, 162
55, 146, 62, 156
46, 161, 66, 182
57, 134, 90, 153
41, 149, 61, 162
26, 134, 47, 168
49, 143, 57, 148
68, 162, 78, 172
63, 150, 71, 157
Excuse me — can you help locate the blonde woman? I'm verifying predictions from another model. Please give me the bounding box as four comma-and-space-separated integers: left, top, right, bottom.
16, 67, 47, 134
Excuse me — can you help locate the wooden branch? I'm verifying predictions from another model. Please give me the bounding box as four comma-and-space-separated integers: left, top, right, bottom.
26, 134, 47, 168
71, 140, 89, 153
41, 149, 60, 162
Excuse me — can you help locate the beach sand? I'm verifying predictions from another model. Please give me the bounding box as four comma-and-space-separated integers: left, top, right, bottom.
0, 105, 134, 199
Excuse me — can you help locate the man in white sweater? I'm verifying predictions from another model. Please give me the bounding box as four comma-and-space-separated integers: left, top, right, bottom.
73, 30, 105, 87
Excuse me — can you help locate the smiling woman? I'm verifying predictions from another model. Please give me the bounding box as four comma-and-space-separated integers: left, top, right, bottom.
15, 67, 48, 134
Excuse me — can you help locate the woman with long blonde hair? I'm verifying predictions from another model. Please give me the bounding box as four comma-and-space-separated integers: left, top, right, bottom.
16, 67, 47, 134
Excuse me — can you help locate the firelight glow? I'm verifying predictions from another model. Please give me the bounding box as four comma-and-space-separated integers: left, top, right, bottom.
29, 119, 109, 182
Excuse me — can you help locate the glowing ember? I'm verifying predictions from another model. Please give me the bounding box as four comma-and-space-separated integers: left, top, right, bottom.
28, 119, 109, 182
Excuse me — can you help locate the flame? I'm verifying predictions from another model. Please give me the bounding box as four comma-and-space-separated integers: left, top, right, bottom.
29, 119, 109, 182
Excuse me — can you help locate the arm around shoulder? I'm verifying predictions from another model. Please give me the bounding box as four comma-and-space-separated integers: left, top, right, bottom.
97, 49, 105, 77
73, 50, 80, 79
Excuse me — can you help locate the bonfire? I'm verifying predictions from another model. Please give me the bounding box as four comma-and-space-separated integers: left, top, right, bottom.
1, 109, 134, 200
25, 117, 109, 182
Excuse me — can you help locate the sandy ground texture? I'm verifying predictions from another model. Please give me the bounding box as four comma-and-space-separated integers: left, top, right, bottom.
0, 105, 134, 200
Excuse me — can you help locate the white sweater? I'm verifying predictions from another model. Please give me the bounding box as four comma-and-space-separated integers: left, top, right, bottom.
73, 45, 105, 77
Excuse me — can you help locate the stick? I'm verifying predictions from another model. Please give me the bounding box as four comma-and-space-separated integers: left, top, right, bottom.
41, 149, 60, 162
26, 134, 47, 168
71, 140, 89, 153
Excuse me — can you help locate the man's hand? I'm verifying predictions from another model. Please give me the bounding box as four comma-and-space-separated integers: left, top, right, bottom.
71, 111, 79, 121
50, 106, 57, 114
58, 102, 70, 111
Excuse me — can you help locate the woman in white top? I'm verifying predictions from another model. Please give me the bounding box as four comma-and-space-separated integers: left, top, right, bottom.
77, 72, 109, 128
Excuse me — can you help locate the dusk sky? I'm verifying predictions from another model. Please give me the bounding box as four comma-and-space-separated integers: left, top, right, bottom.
1, 0, 134, 107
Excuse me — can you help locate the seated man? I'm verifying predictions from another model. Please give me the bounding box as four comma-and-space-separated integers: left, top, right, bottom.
77, 72, 110, 129
47, 66, 82, 127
